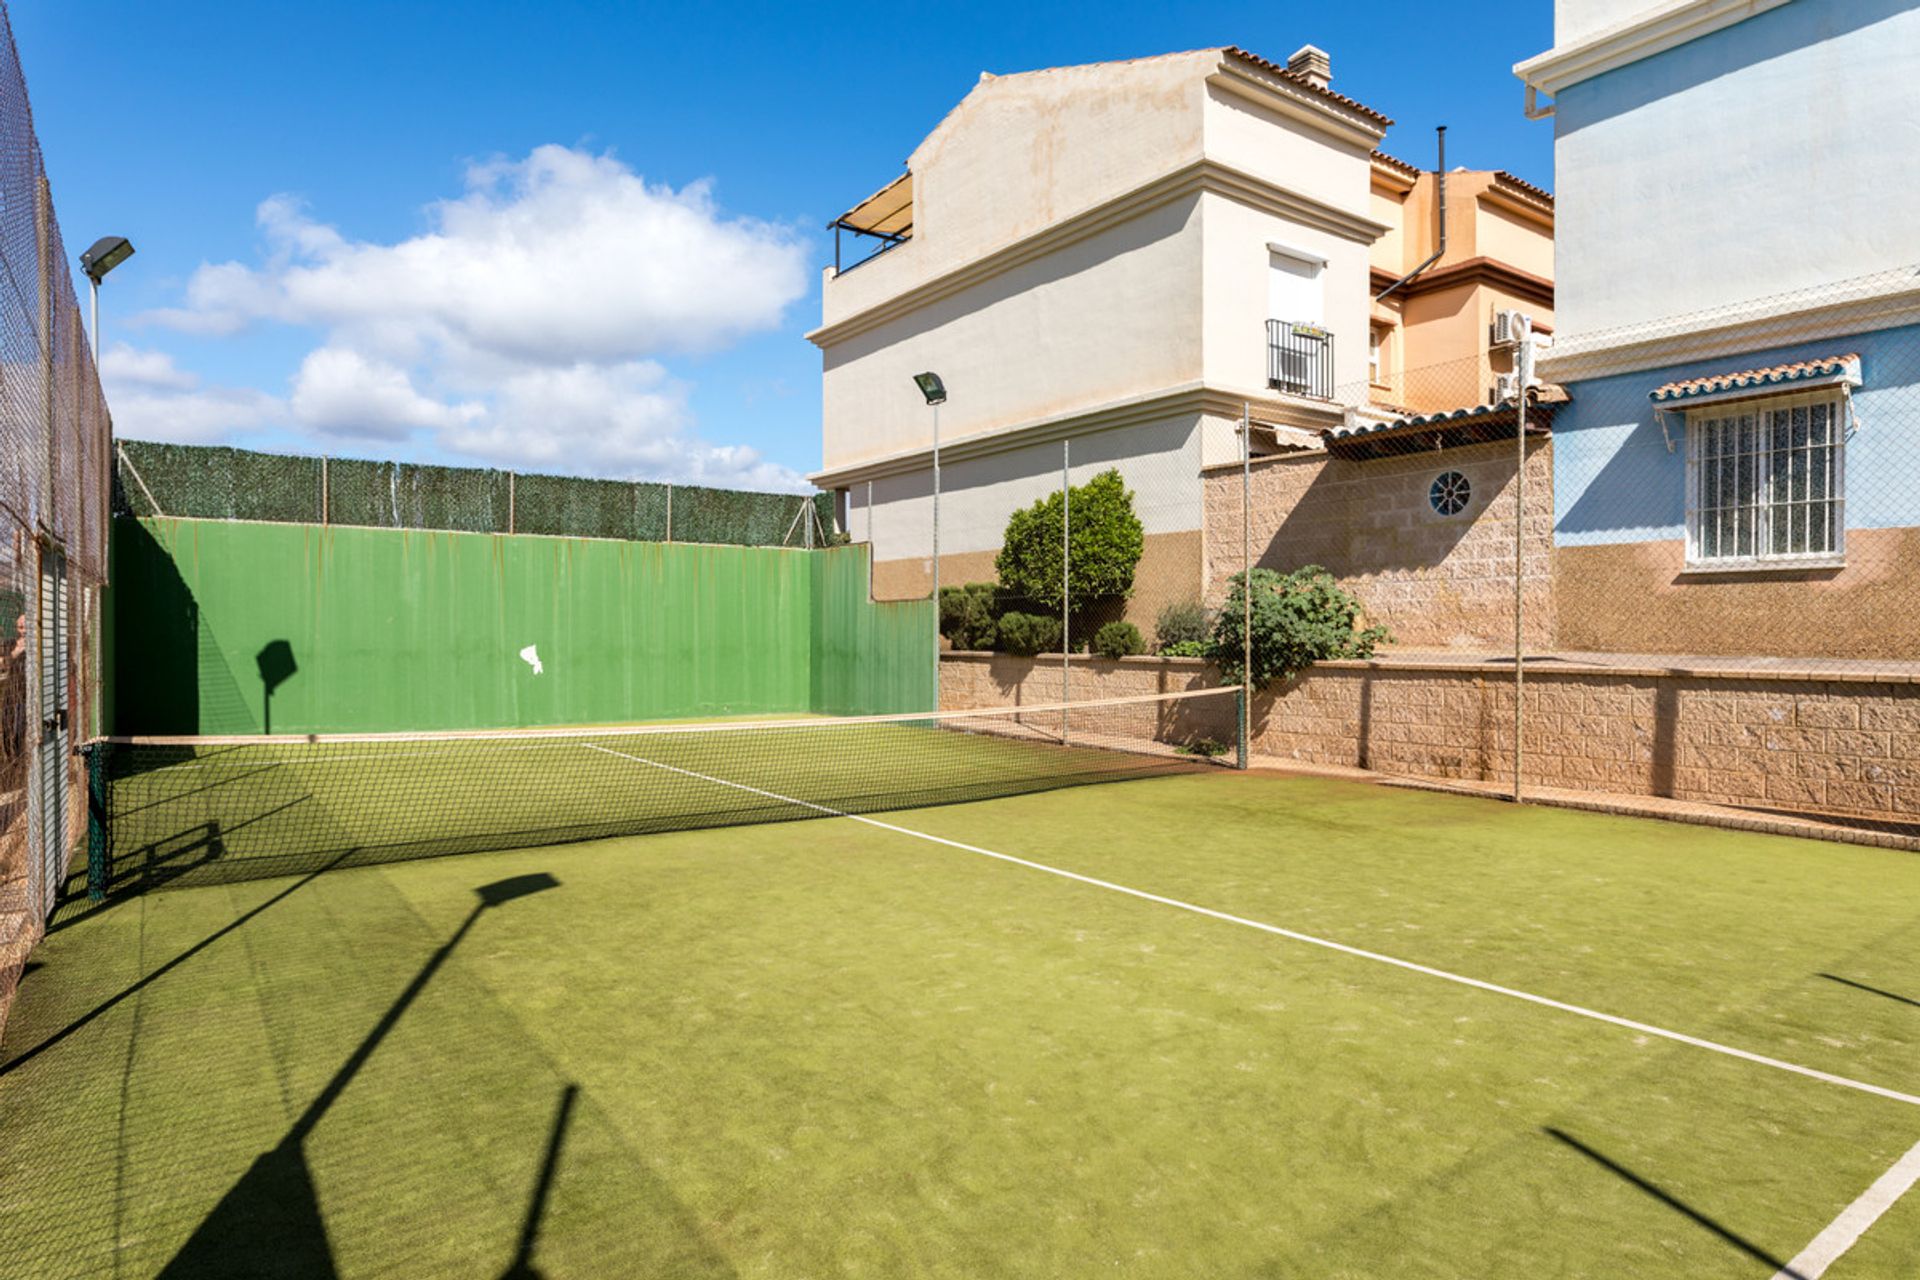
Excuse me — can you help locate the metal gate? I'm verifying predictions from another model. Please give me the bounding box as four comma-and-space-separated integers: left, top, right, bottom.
33, 543, 68, 918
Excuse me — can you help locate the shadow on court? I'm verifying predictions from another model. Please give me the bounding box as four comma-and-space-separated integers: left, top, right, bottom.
1544, 1128, 1807, 1279
159, 874, 559, 1279
497, 1084, 580, 1280
1820, 972, 1920, 1011
2, 848, 358, 1079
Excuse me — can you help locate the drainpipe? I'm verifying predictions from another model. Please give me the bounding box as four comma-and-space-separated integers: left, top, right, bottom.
1375, 126, 1446, 302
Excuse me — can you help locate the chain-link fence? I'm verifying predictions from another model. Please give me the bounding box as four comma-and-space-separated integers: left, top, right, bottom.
856, 266, 1919, 841
114, 440, 836, 548
0, 3, 113, 1033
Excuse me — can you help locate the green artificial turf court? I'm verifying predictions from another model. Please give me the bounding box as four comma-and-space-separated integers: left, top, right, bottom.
4, 769, 1920, 1277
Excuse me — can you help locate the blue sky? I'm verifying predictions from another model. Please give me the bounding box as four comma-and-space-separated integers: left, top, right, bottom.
14, 1, 1553, 491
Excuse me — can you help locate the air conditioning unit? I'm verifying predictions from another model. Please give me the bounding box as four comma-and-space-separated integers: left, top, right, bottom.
1494, 372, 1522, 403
1491, 310, 1528, 346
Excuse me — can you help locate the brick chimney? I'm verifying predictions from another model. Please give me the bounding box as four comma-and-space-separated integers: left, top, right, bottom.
1286, 44, 1331, 90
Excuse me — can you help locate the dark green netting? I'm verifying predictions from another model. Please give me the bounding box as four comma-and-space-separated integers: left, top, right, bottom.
512, 472, 649, 541
393, 463, 510, 533
115, 442, 322, 522
113, 441, 834, 547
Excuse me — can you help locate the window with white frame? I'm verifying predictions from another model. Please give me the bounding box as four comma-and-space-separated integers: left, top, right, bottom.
1685, 391, 1845, 567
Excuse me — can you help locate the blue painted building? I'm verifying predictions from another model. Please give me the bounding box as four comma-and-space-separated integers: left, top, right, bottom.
1516, 0, 1920, 657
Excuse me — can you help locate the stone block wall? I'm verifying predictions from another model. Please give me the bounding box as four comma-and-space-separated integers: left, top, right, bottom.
941, 652, 1920, 829
1200, 437, 1554, 650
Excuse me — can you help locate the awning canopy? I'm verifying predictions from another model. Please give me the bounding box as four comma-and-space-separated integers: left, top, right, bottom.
1324, 391, 1563, 460
1649, 354, 1860, 407
832, 172, 914, 238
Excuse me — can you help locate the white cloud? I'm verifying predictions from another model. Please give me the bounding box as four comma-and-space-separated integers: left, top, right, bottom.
151, 145, 809, 364
131, 145, 812, 485
290, 347, 482, 440
99, 344, 283, 444
439, 362, 807, 490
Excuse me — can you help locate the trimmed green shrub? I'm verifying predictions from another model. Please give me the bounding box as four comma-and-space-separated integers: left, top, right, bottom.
996, 612, 1063, 656
995, 469, 1144, 624
939, 583, 998, 651
1159, 640, 1208, 659
1092, 620, 1145, 659
1155, 600, 1209, 651
1176, 737, 1229, 759
1206, 566, 1390, 688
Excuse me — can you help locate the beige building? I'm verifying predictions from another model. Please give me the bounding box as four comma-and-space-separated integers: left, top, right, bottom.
1366, 153, 1555, 411
810, 45, 1555, 645
808, 46, 1392, 621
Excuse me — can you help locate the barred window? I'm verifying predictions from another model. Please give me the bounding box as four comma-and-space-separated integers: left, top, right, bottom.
1685, 393, 1844, 567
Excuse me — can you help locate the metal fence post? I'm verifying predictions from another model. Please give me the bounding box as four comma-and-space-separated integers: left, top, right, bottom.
321, 455, 329, 525
665, 482, 673, 542
508, 471, 516, 535
931, 402, 941, 711
1512, 318, 1534, 804
1240, 403, 1252, 770
1061, 438, 1070, 742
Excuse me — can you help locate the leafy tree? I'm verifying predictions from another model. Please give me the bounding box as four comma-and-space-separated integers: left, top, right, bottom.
1206, 566, 1390, 688
994, 469, 1144, 625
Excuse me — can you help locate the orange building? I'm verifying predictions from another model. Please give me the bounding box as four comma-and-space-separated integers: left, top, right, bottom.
1364, 146, 1555, 414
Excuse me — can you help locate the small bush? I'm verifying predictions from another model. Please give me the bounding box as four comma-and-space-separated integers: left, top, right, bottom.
1177, 737, 1229, 759
1091, 620, 1145, 659
939, 583, 998, 651
1159, 640, 1208, 659
996, 611, 1062, 656
1206, 565, 1390, 688
1155, 600, 1210, 651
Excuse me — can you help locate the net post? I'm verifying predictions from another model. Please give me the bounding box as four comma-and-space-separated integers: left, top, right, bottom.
1237, 686, 1249, 771
83, 741, 108, 901
666, 482, 673, 542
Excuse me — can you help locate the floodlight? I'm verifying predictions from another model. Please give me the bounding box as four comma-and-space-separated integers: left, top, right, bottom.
912, 371, 947, 405
80, 236, 135, 284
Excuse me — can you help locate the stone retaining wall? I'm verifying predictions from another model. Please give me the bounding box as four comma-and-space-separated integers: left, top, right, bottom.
941, 651, 1920, 829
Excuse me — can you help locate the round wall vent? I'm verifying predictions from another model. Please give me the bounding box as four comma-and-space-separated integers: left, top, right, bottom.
1429, 471, 1471, 516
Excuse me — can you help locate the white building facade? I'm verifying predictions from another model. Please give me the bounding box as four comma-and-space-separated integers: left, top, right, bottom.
808, 47, 1391, 619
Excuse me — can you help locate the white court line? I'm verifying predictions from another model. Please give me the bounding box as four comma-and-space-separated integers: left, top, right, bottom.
1773, 1138, 1920, 1279
583, 743, 1920, 1110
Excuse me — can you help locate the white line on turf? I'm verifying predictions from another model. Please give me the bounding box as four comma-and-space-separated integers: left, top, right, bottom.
583, 743, 1920, 1110
1772, 1138, 1920, 1279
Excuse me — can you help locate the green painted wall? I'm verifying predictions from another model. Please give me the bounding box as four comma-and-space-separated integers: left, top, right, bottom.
809, 546, 935, 716
110, 517, 927, 735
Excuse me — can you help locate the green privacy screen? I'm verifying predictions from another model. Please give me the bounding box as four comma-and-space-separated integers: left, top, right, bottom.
110, 518, 931, 735
113, 440, 835, 548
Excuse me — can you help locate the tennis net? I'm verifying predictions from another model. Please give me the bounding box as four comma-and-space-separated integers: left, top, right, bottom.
84, 688, 1244, 895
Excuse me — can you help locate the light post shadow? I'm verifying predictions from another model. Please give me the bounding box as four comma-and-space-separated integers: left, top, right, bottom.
158, 873, 559, 1279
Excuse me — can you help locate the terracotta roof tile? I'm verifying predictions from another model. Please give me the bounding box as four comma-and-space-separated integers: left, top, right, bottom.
1371, 148, 1421, 177
1224, 47, 1393, 128
1650, 355, 1861, 403
1491, 170, 1554, 205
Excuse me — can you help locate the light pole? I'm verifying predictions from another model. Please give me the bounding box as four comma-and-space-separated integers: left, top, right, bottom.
913, 371, 946, 705
79, 235, 135, 367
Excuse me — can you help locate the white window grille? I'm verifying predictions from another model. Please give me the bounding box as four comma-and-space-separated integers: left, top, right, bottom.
1684, 391, 1845, 568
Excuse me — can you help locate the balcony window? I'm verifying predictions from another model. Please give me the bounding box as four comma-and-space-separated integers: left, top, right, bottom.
1267, 320, 1335, 400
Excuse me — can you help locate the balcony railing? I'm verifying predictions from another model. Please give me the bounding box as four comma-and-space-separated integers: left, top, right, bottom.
1266, 320, 1335, 400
